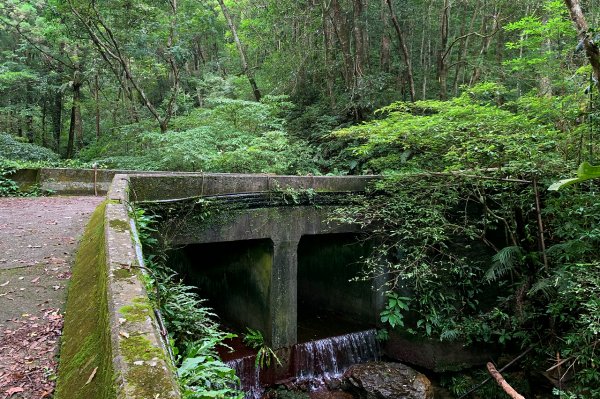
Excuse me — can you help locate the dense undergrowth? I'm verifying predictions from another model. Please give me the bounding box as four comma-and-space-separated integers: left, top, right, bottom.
330, 84, 600, 397
133, 208, 243, 399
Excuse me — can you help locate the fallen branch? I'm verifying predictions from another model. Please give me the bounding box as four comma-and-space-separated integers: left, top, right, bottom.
487, 362, 525, 399
458, 346, 533, 399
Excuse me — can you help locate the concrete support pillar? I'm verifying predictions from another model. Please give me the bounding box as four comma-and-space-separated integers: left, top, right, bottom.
268, 239, 298, 349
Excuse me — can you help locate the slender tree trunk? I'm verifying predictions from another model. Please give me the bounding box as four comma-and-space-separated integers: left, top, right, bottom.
94, 74, 101, 140
470, 11, 498, 85
563, 0, 600, 92
380, 0, 391, 73
385, 0, 415, 101
330, 0, 354, 89
66, 68, 82, 159
352, 0, 367, 77
322, 1, 336, 109
453, 0, 479, 95
41, 100, 48, 148
437, 0, 450, 100
217, 0, 262, 101
52, 90, 62, 154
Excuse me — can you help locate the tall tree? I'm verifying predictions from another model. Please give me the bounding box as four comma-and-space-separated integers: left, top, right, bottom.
216, 0, 262, 102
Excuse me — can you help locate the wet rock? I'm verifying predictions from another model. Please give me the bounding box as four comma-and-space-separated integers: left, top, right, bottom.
342, 362, 434, 399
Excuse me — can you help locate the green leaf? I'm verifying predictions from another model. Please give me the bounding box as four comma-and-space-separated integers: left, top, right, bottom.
549, 162, 600, 190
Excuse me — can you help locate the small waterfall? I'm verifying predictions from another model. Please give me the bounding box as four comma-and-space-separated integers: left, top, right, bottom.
226, 329, 381, 399
227, 356, 263, 399
293, 329, 381, 390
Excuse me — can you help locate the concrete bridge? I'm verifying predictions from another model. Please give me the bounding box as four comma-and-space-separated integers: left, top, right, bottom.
13, 169, 490, 399
126, 173, 382, 349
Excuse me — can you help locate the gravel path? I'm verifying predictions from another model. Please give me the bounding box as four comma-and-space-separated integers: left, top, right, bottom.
0, 196, 103, 399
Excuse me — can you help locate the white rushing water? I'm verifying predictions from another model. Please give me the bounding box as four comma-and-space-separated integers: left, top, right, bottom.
226, 329, 381, 399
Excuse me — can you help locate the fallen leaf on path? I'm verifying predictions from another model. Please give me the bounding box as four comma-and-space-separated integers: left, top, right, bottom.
31, 277, 40, 283
5, 387, 24, 397
0, 281, 9, 287
85, 367, 98, 385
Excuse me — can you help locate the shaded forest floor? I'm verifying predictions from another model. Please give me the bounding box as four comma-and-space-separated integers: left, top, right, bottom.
0, 196, 103, 399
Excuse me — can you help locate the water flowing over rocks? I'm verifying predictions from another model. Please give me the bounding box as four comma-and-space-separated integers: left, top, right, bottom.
342, 362, 434, 399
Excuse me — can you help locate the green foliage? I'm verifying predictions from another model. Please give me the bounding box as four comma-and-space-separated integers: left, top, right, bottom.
0, 133, 59, 162
379, 292, 410, 329
549, 162, 600, 190
81, 97, 319, 174
332, 86, 566, 174
178, 340, 243, 399
133, 205, 242, 398
243, 328, 282, 369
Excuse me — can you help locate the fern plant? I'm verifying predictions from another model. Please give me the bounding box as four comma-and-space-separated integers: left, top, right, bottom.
243, 328, 282, 369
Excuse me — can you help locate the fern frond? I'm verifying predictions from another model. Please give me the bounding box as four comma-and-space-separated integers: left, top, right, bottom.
485, 246, 524, 282
528, 277, 556, 299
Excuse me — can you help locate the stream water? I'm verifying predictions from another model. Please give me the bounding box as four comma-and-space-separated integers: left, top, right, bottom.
226, 329, 381, 399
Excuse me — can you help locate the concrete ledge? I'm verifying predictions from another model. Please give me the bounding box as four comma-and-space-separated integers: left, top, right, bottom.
12, 168, 379, 197
104, 181, 180, 398
128, 173, 379, 201
384, 332, 492, 372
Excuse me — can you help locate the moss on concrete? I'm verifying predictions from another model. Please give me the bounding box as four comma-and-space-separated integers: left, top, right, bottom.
120, 335, 163, 362
109, 219, 129, 232
112, 267, 134, 279
55, 201, 115, 399
118, 298, 153, 324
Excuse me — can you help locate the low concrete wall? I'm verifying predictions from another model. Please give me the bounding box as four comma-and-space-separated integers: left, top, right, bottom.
128, 173, 379, 201
57, 174, 180, 399
104, 175, 180, 398
11, 168, 198, 195
12, 168, 379, 196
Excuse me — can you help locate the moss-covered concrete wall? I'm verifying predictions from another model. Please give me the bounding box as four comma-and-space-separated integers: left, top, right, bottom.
56, 175, 180, 399
55, 201, 116, 399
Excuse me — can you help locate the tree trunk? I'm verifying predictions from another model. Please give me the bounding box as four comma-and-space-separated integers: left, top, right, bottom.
217, 0, 262, 101
470, 11, 499, 85
66, 69, 82, 159
385, 0, 415, 101
330, 0, 354, 89
95, 74, 101, 139
563, 0, 600, 92
41, 100, 48, 148
437, 0, 450, 100
52, 90, 62, 154
453, 0, 479, 95
322, 1, 336, 109
380, 0, 391, 73
352, 0, 367, 77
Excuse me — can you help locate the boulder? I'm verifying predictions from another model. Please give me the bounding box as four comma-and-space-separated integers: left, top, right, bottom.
342, 362, 434, 399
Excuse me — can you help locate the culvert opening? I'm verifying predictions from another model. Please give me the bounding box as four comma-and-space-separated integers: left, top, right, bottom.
167, 238, 274, 341
297, 233, 376, 343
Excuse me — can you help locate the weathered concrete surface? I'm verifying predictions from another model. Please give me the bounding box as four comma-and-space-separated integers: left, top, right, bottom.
169, 206, 371, 348
171, 206, 359, 246
104, 177, 180, 399
13, 168, 378, 197
384, 331, 492, 372
129, 173, 378, 201
0, 196, 103, 398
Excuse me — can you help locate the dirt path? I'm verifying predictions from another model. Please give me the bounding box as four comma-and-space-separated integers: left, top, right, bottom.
0, 196, 103, 399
